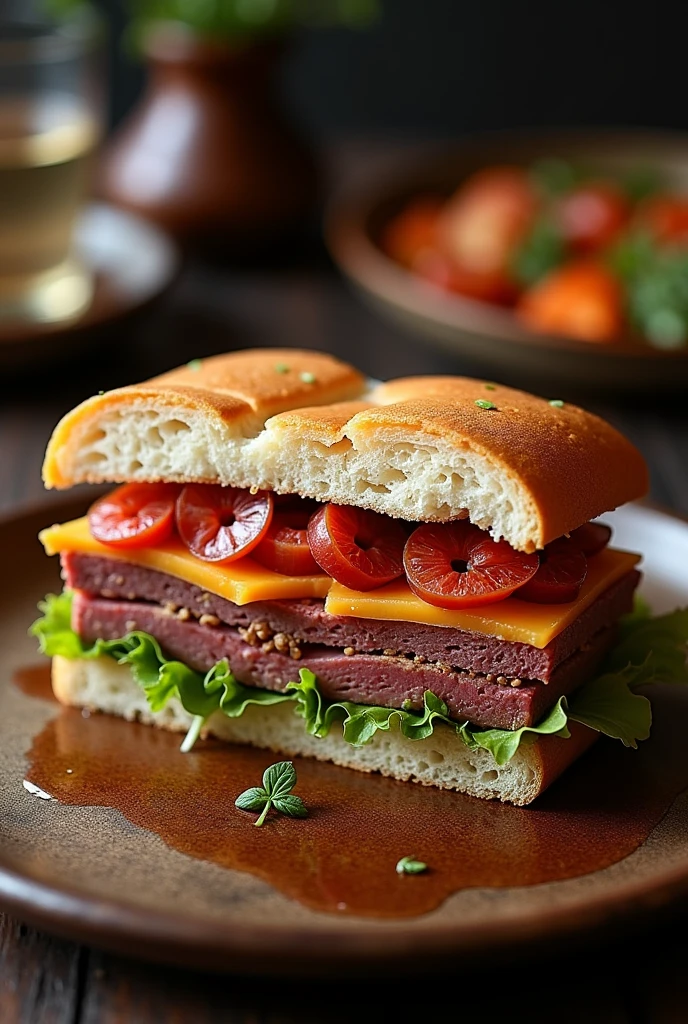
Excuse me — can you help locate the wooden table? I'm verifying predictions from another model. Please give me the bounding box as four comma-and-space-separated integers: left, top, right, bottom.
2, 226, 688, 1022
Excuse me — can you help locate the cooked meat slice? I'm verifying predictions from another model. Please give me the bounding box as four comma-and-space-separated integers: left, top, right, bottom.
62, 552, 639, 684
72, 592, 617, 732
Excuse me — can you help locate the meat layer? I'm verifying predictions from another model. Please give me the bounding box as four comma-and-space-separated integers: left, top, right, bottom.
62, 553, 640, 683
73, 592, 617, 731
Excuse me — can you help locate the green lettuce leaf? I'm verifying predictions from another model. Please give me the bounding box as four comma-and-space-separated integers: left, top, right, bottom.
286, 669, 456, 745
30, 592, 293, 744
567, 663, 652, 747
29, 589, 688, 764
607, 606, 688, 685
458, 698, 571, 766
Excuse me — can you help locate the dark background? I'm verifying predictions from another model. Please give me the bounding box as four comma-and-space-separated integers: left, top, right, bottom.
99, 0, 688, 139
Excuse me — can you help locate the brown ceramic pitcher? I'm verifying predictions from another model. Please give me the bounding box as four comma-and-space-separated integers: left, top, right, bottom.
98, 23, 319, 252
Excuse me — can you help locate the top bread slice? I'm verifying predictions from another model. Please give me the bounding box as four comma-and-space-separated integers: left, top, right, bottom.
42, 347, 648, 552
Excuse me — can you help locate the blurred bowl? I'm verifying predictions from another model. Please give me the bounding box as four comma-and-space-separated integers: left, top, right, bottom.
325, 128, 688, 396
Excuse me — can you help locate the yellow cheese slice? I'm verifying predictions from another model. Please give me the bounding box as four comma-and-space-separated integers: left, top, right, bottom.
39, 517, 331, 606
40, 517, 641, 648
325, 548, 641, 649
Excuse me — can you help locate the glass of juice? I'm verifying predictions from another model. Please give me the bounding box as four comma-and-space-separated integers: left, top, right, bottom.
0, 5, 104, 327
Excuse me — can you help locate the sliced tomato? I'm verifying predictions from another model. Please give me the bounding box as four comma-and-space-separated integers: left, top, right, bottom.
88, 483, 180, 549
253, 499, 323, 576
517, 538, 588, 604
403, 521, 539, 609
569, 521, 612, 556
516, 261, 623, 342
176, 485, 273, 563
557, 182, 629, 253
307, 504, 406, 591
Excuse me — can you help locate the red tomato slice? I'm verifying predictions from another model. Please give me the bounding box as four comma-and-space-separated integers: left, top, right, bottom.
403, 521, 539, 609
307, 504, 406, 591
253, 505, 323, 576
569, 521, 612, 556
517, 538, 588, 604
88, 483, 180, 549
176, 485, 273, 563
557, 182, 629, 253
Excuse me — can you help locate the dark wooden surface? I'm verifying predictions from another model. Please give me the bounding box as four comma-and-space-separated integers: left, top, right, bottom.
2, 145, 688, 1020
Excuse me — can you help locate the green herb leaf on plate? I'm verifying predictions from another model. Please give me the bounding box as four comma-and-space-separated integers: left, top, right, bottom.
396, 856, 428, 875
235, 761, 307, 827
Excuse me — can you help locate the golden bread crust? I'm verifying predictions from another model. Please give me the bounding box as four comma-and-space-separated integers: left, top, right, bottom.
42, 349, 367, 489
351, 377, 649, 546
41, 352, 648, 550
147, 349, 366, 418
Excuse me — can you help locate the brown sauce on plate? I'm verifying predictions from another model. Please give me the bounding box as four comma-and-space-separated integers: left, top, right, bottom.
15, 665, 688, 919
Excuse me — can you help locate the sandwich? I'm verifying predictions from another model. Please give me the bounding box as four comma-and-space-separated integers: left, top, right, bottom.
31, 347, 685, 806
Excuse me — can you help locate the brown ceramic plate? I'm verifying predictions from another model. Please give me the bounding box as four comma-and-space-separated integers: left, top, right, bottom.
325, 129, 688, 396
0, 203, 180, 370
2, 496, 688, 976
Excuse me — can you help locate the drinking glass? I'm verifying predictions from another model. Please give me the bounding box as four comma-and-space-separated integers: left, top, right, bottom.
0, 3, 105, 327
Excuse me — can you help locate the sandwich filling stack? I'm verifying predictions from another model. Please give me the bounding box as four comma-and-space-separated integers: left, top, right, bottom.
33, 348, 669, 806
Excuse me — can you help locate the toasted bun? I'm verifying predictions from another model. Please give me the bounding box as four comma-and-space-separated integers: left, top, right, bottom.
52, 655, 599, 807
42, 348, 648, 551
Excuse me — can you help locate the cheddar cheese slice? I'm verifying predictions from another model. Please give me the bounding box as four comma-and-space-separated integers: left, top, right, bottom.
39, 517, 641, 648
325, 548, 641, 648
39, 518, 331, 605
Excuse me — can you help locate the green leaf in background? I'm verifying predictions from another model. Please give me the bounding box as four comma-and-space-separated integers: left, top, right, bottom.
608, 231, 688, 350
529, 157, 581, 198
620, 165, 664, 203
511, 217, 566, 287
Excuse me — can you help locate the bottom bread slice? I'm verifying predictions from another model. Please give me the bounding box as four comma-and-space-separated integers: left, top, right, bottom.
52, 655, 599, 807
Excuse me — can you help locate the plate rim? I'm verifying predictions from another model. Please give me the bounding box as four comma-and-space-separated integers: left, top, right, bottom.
2, 495, 688, 975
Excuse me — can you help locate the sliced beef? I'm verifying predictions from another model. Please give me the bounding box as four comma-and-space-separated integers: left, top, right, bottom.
73, 592, 617, 732
62, 553, 639, 683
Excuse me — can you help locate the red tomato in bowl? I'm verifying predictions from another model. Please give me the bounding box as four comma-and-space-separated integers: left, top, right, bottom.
413, 248, 520, 305
516, 261, 623, 342
307, 504, 406, 591
436, 167, 538, 278
557, 182, 629, 253
637, 194, 688, 245
380, 197, 443, 268
403, 521, 539, 609
176, 485, 273, 563
88, 483, 180, 549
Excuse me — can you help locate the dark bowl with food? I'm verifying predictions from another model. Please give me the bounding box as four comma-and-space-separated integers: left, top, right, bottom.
325, 129, 688, 396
